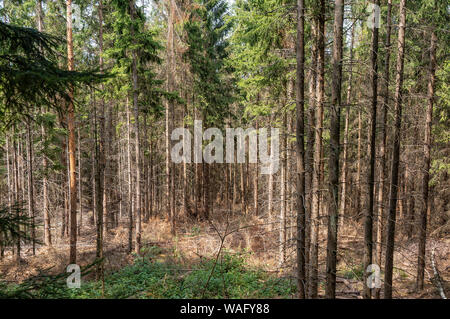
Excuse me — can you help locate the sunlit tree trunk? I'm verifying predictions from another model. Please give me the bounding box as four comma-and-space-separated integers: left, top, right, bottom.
66, 0, 78, 265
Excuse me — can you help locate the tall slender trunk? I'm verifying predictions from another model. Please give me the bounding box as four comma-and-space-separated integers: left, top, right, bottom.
96, 0, 105, 280
356, 107, 362, 216
364, 0, 380, 299
416, 29, 437, 291
254, 120, 259, 216
77, 128, 82, 236
129, 0, 142, 255
305, 22, 317, 286
339, 23, 355, 229
127, 96, 133, 253
280, 110, 287, 266
295, 0, 306, 299
91, 94, 97, 228
384, 0, 407, 299
13, 133, 20, 263
36, 0, 51, 247
326, 0, 344, 299
166, 0, 176, 233
2, 136, 11, 258
309, 0, 325, 298
375, 0, 392, 299
66, 0, 78, 265
268, 144, 274, 229
26, 122, 36, 255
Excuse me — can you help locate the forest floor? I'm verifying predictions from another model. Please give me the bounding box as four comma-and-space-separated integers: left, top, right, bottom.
0, 206, 448, 299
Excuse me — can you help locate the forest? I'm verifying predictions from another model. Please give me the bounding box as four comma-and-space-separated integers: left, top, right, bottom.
0, 0, 448, 300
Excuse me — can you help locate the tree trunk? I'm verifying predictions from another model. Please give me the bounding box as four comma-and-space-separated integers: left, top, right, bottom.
127, 96, 133, 253
416, 29, 437, 291
166, 0, 176, 234
26, 122, 36, 255
309, 0, 325, 298
66, 0, 78, 265
295, 0, 306, 298
280, 110, 287, 266
128, 0, 142, 255
364, 0, 380, 299
374, 0, 392, 299
305, 21, 317, 286
384, 0, 407, 299
339, 22, 355, 229
326, 0, 344, 299
95, 0, 105, 280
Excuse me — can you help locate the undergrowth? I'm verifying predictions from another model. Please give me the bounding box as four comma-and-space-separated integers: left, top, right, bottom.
1, 250, 296, 299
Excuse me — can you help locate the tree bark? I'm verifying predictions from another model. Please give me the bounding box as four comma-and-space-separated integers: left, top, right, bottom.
95, 0, 105, 280
339, 22, 355, 229
66, 0, 78, 265
309, 0, 325, 298
374, 0, 392, 299
364, 0, 380, 299
326, 0, 344, 299
416, 29, 437, 291
26, 122, 36, 255
295, 0, 306, 299
384, 0, 407, 299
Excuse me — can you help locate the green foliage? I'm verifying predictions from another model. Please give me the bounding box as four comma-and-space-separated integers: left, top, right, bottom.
184, 0, 234, 127
0, 258, 102, 299
340, 263, 365, 281
0, 203, 36, 248
3, 252, 296, 299
0, 21, 105, 127
103, 0, 167, 116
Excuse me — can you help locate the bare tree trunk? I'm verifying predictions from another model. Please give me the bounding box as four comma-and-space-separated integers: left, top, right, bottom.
13, 132, 20, 263
356, 96, 362, 216
95, 0, 105, 280
66, 0, 78, 265
77, 128, 82, 236
35, 0, 52, 247
309, 0, 325, 298
268, 153, 274, 229
364, 0, 380, 299
128, 0, 142, 255
295, 0, 306, 298
254, 120, 259, 216
240, 162, 246, 214
166, 0, 176, 234
127, 96, 133, 253
384, 0, 407, 299
339, 23, 355, 229
280, 110, 287, 266
2, 136, 11, 258
416, 29, 437, 291
305, 22, 317, 286
26, 122, 36, 255
326, 0, 344, 299
375, 0, 392, 299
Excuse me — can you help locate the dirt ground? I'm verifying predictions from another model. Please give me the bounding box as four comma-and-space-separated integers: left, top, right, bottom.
0, 207, 448, 299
